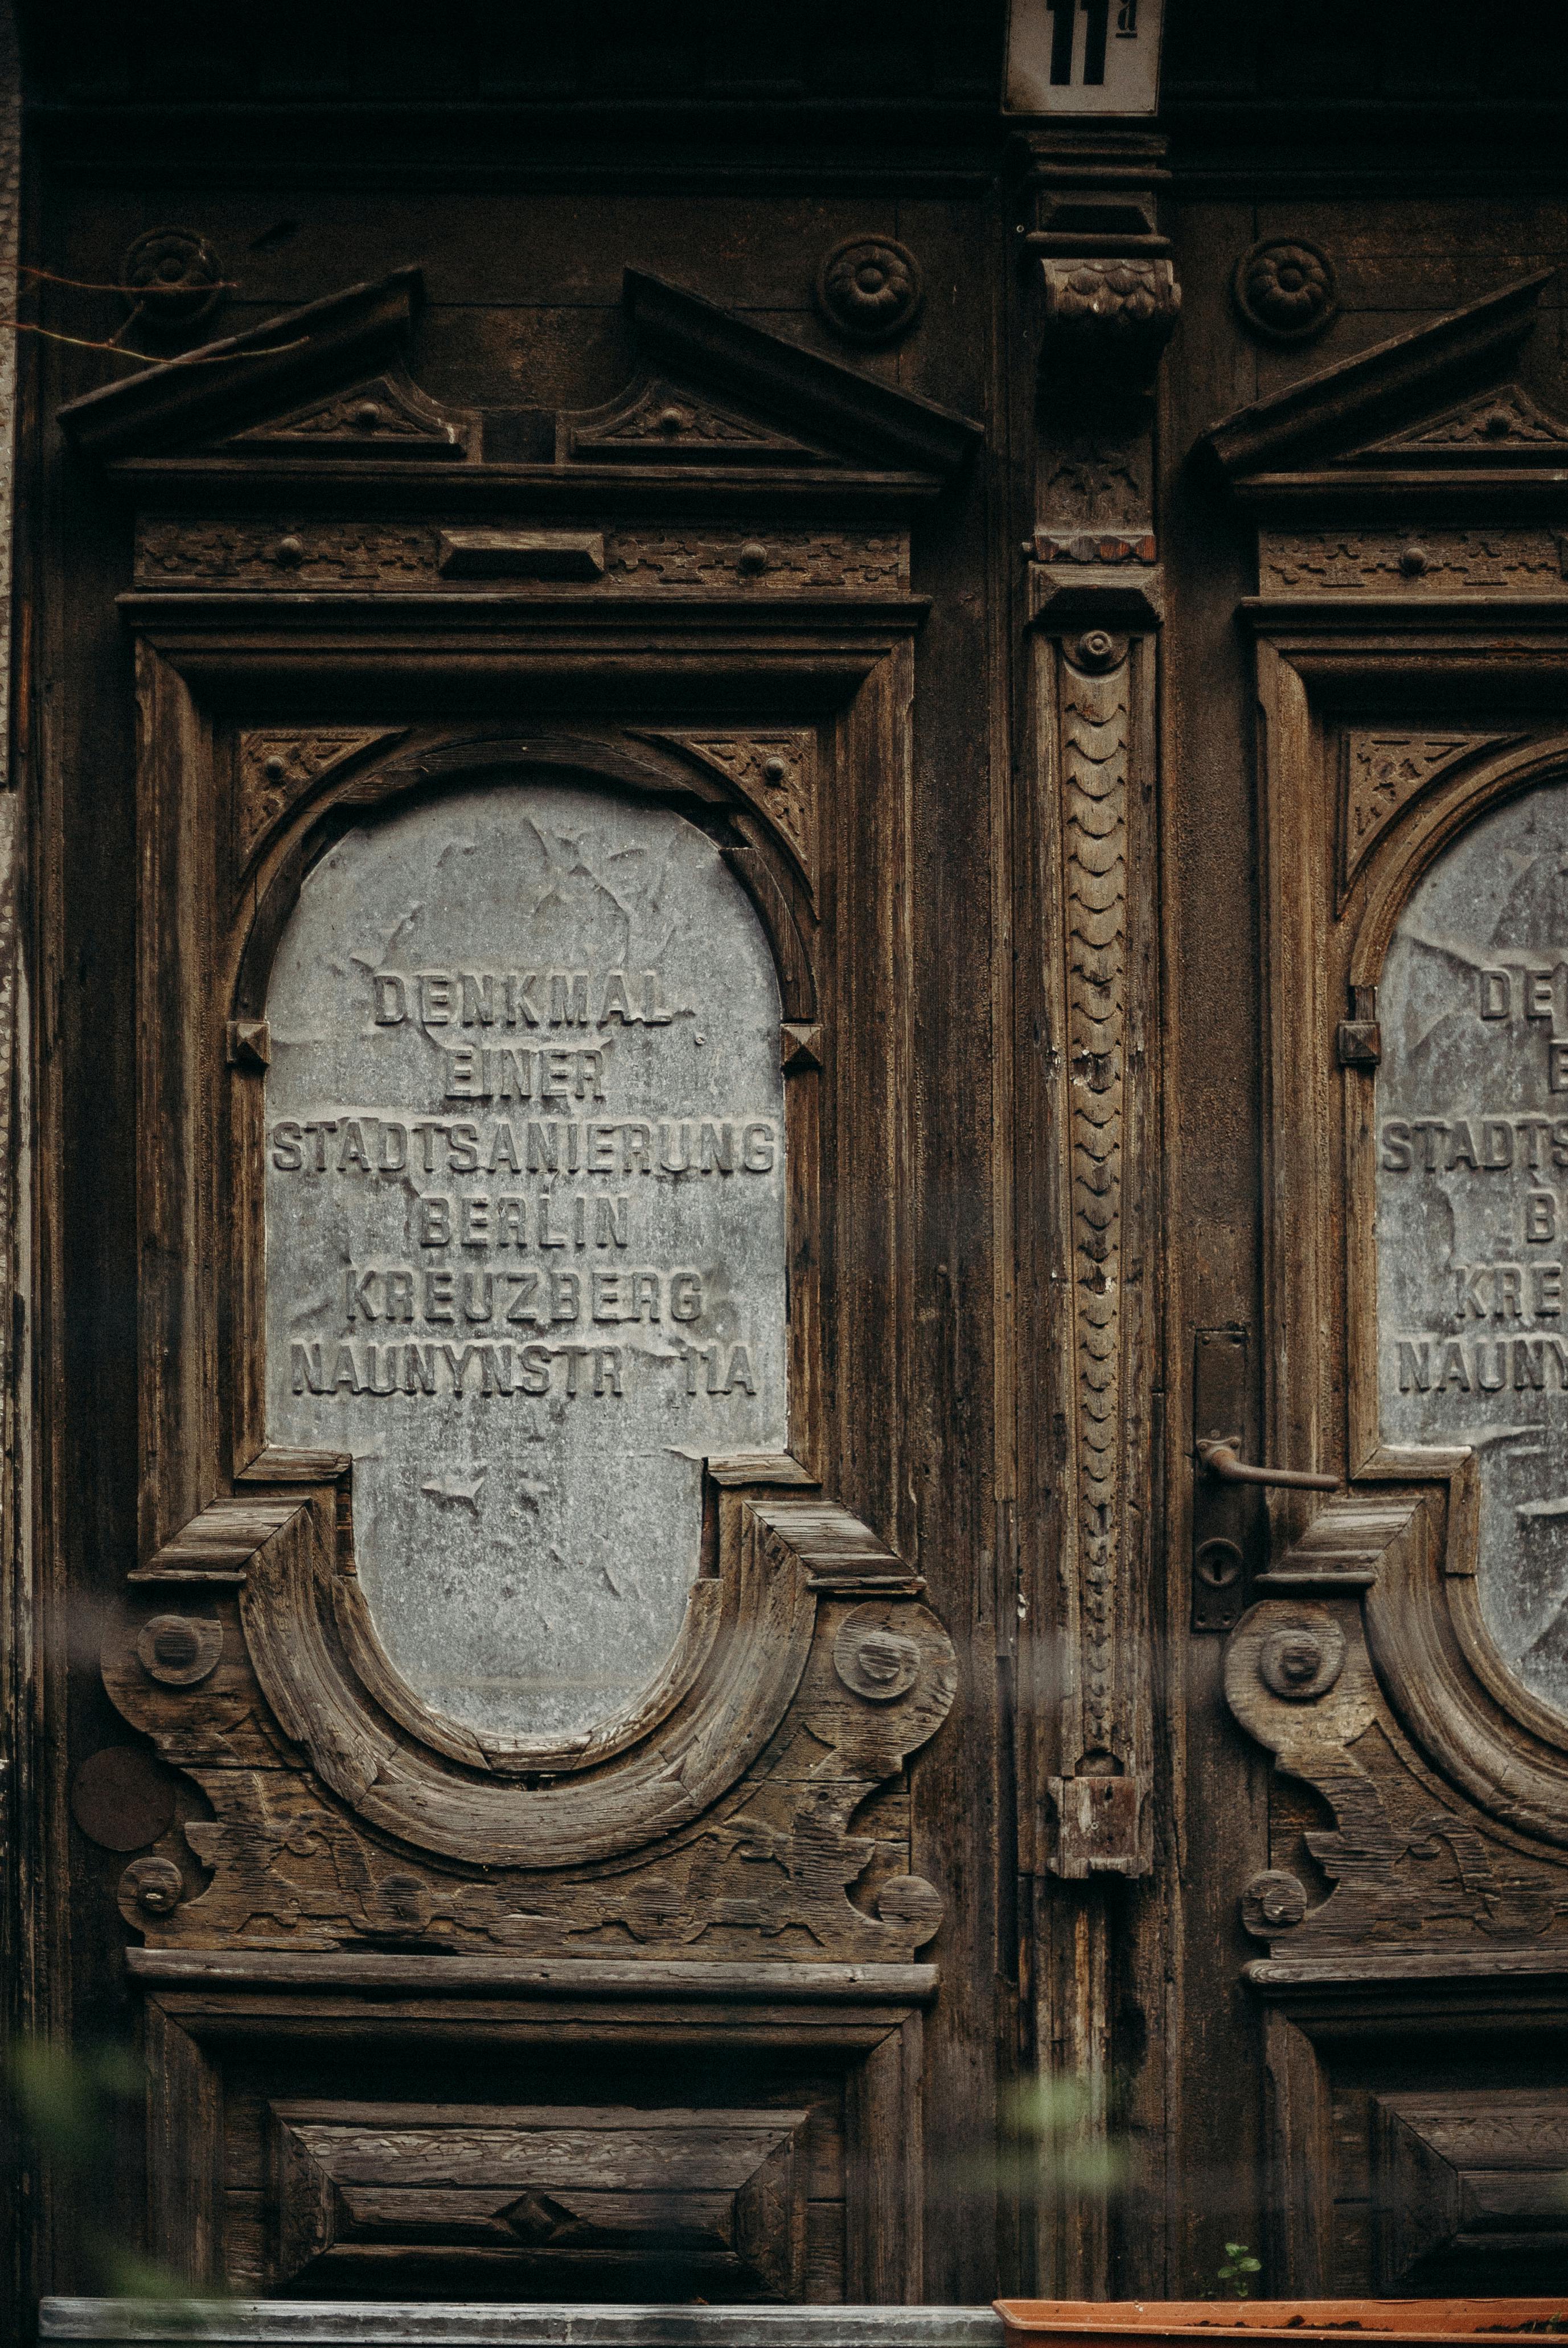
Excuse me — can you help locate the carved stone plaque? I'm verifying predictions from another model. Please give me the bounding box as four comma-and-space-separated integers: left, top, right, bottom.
1378, 777, 1568, 1714
264, 778, 787, 1744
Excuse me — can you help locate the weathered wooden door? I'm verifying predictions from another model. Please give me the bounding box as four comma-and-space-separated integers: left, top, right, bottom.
17, 170, 1020, 2314
15, 15, 1568, 2330
1153, 265, 1568, 2294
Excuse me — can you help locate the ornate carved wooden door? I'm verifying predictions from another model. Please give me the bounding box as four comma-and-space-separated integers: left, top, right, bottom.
23, 55, 1568, 2330
1168, 267, 1568, 2293
24, 233, 1013, 2310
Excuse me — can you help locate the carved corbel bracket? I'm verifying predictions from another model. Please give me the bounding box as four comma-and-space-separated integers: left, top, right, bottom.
1037, 259, 1181, 400
1016, 129, 1180, 411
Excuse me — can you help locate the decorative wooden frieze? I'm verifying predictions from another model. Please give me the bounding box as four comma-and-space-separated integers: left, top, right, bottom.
237, 727, 403, 865
610, 530, 905, 591
138, 518, 432, 586
1261, 528, 1568, 595
136, 517, 909, 593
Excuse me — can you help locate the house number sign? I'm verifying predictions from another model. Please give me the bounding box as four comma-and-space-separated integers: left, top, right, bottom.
1378, 776, 1568, 1716
1004, 0, 1164, 115
263, 778, 788, 1745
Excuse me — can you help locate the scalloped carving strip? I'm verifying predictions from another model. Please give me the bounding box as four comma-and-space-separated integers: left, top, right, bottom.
1064, 661, 1128, 1767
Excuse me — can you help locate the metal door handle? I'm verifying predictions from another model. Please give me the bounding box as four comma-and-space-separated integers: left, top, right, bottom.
1196, 1437, 1336, 1493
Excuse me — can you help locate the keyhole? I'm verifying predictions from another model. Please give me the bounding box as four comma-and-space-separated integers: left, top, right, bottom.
1195, 1538, 1243, 1589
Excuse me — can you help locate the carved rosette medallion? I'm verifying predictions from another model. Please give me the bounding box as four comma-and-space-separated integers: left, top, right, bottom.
120, 226, 226, 327
1232, 239, 1339, 345
815, 237, 923, 345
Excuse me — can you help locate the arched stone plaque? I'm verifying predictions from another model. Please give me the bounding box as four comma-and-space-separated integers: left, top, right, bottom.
263, 778, 787, 1745
1378, 775, 1568, 1716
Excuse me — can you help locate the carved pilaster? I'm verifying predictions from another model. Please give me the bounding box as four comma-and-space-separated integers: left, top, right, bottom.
1017, 128, 1172, 1882
1027, 585, 1159, 1880
1011, 124, 1172, 2301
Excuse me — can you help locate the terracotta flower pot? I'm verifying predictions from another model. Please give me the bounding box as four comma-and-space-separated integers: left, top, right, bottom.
995, 2302, 1568, 2348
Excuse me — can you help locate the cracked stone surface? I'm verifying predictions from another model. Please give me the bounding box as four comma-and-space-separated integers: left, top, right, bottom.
264, 776, 787, 1744
1378, 776, 1568, 1715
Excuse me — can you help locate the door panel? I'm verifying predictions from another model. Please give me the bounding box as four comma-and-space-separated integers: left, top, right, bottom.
1187, 261, 1568, 2292
25, 174, 1007, 2313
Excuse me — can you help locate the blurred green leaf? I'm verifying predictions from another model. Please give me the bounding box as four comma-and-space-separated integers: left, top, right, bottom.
4, 2034, 231, 2310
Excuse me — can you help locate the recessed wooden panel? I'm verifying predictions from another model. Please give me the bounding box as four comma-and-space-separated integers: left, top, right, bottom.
267, 2099, 811, 2296
1374, 2087, 1568, 2287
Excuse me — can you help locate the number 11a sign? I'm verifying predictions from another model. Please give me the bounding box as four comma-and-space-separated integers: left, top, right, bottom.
1005, 0, 1164, 115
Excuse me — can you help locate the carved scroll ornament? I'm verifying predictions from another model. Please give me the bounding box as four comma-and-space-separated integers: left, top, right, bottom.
1225, 1498, 1568, 1970
105, 1461, 956, 1956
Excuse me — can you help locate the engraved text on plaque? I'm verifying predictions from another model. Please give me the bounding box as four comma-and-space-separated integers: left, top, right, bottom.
1379, 776, 1568, 1716
263, 778, 789, 1744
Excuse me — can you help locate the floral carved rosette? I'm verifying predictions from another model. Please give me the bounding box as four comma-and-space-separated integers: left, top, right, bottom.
815, 236, 923, 344
1233, 238, 1339, 344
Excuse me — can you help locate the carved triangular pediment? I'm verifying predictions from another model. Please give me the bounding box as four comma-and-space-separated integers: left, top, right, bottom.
1198, 269, 1567, 516
216, 371, 479, 461
59, 267, 431, 464
1354, 381, 1568, 462
619, 269, 979, 482
561, 376, 837, 467
59, 261, 980, 511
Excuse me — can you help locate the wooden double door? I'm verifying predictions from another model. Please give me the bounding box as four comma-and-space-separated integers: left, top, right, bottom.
14, 87, 1568, 2330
